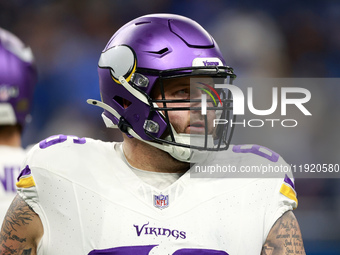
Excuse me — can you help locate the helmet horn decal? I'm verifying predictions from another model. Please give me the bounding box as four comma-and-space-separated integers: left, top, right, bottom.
98, 45, 137, 84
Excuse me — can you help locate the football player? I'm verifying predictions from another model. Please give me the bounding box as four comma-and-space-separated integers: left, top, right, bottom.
0, 14, 305, 255
0, 28, 37, 224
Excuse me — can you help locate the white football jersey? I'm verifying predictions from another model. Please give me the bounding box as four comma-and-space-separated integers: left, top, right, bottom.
17, 135, 297, 255
0, 145, 27, 223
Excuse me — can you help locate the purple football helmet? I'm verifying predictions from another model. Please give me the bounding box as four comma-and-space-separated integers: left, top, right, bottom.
0, 27, 37, 128
88, 14, 236, 162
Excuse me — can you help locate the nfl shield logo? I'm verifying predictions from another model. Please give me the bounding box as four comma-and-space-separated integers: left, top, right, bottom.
154, 194, 169, 209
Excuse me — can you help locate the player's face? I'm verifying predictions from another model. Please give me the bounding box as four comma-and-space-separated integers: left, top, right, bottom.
153, 76, 216, 135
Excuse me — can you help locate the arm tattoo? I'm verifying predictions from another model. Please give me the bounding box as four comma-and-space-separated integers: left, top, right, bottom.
0, 195, 37, 254
261, 211, 306, 255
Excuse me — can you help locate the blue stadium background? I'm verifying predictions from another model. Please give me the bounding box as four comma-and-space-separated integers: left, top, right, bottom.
1, 1, 339, 253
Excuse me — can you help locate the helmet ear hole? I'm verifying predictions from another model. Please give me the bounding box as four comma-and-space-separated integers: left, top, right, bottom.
113, 96, 132, 109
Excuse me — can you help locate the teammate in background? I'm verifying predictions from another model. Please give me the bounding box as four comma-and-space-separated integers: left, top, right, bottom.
0, 14, 305, 255
0, 28, 37, 225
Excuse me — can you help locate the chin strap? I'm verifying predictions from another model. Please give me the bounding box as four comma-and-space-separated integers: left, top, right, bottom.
87, 98, 210, 163
87, 76, 210, 163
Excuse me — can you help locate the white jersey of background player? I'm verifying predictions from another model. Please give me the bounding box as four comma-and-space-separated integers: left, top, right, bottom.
0, 147, 26, 221
0, 27, 37, 223
0, 14, 305, 255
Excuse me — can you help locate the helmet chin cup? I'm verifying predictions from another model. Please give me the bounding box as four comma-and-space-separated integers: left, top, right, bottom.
171, 146, 192, 162
164, 133, 213, 163
169, 146, 210, 163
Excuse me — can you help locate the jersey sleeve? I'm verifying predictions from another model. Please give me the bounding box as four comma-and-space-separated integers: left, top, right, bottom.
15, 136, 95, 255
230, 144, 299, 242
15, 135, 90, 213
15, 135, 108, 213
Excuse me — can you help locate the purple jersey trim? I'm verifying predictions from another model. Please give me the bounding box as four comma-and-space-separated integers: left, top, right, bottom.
17, 165, 31, 181
284, 174, 295, 190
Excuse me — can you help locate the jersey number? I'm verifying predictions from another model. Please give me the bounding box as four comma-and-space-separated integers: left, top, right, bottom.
39, 134, 86, 149
232, 144, 279, 162
88, 245, 228, 254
